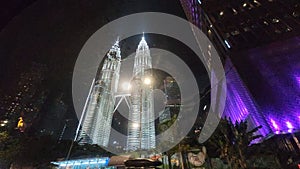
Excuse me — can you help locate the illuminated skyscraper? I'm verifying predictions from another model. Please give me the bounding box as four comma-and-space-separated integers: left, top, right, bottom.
78, 40, 121, 147
127, 37, 156, 151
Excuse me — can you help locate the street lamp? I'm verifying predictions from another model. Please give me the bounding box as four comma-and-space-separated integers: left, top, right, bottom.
143, 77, 152, 85
0, 120, 8, 127
122, 82, 132, 91
132, 123, 139, 128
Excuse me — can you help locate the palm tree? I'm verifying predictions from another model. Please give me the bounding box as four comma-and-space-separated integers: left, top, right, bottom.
205, 118, 262, 169
233, 120, 262, 168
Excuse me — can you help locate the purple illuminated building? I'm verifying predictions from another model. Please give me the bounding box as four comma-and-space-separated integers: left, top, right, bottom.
232, 37, 300, 134
179, 0, 300, 138
223, 59, 271, 136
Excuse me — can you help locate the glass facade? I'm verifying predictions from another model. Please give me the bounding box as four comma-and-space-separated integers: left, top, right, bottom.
77, 40, 121, 147
127, 37, 156, 151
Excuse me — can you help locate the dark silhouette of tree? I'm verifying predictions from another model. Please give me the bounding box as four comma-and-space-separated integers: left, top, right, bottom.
0, 131, 113, 168
13, 135, 58, 168
70, 143, 113, 158
205, 118, 262, 169
0, 131, 22, 168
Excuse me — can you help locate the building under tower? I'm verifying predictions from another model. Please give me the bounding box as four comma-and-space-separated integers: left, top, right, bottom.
127, 36, 156, 151
77, 40, 121, 147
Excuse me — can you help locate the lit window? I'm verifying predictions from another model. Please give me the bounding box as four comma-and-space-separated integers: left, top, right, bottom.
271, 119, 279, 130
285, 27, 292, 32
272, 18, 280, 23
253, 0, 261, 6
232, 8, 238, 15
208, 44, 212, 50
224, 40, 231, 48
243, 27, 250, 32
274, 29, 281, 34
231, 30, 240, 35
286, 121, 293, 129
292, 11, 299, 17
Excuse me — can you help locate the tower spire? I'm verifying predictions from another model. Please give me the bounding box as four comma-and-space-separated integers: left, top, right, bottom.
108, 37, 121, 60
116, 36, 120, 44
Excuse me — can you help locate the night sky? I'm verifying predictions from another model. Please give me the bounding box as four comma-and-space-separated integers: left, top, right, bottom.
0, 0, 209, 139
0, 0, 188, 91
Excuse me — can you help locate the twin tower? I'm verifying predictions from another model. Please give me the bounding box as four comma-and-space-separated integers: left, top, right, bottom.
77, 36, 156, 151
